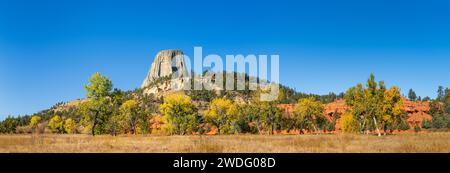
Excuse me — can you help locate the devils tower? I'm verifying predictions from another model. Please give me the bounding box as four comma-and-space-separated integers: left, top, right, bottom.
141, 50, 190, 95
141, 50, 188, 88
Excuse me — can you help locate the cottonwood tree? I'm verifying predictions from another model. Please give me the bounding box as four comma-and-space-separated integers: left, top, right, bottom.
83, 72, 113, 136
344, 74, 404, 136
64, 118, 77, 134
381, 86, 405, 133
159, 93, 198, 135
257, 103, 283, 135
293, 97, 326, 134
204, 98, 238, 134
249, 88, 284, 135
134, 88, 157, 135
49, 115, 64, 133
236, 104, 259, 134
29, 116, 41, 133
340, 112, 358, 133
118, 99, 140, 134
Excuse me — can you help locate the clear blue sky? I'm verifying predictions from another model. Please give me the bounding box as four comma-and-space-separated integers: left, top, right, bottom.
1, 0, 449, 119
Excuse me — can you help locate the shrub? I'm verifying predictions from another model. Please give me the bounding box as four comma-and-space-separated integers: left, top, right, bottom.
397, 120, 410, 131
414, 125, 421, 133
422, 120, 432, 129
432, 115, 448, 129
15, 126, 32, 134
325, 120, 336, 132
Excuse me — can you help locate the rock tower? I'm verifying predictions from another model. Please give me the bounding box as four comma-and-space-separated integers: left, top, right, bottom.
141, 49, 188, 89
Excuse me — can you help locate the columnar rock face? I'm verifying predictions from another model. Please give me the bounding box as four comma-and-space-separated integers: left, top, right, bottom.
141, 50, 188, 88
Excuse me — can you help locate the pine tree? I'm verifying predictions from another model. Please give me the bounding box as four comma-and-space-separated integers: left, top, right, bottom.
408, 89, 417, 101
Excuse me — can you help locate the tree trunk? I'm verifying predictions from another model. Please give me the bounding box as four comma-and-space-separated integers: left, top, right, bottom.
255, 120, 261, 135
361, 120, 366, 134
91, 111, 98, 137
373, 117, 381, 137
217, 124, 220, 135
313, 124, 317, 135
271, 123, 275, 135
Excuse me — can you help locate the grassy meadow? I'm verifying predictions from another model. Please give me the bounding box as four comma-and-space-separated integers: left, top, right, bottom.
0, 132, 449, 153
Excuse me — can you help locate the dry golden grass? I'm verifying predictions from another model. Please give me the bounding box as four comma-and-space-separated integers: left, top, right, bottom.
0, 133, 449, 153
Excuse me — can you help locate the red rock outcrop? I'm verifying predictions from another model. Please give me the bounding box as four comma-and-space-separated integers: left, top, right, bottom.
402, 99, 430, 113
324, 99, 350, 115
407, 112, 432, 128
402, 98, 432, 128
277, 98, 435, 132
323, 99, 350, 122
277, 104, 296, 118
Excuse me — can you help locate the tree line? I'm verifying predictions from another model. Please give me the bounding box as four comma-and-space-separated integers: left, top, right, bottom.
1, 72, 449, 135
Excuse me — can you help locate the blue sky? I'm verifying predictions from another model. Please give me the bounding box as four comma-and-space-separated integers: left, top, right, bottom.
1, 0, 449, 119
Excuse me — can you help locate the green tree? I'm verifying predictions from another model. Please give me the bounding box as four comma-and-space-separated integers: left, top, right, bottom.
293, 97, 326, 134
133, 88, 157, 135
118, 99, 140, 134
108, 113, 121, 136
159, 93, 198, 135
437, 86, 445, 102
188, 89, 217, 102
408, 89, 417, 101
444, 88, 450, 114
107, 88, 129, 135
0, 116, 18, 134
204, 98, 238, 134
83, 72, 113, 136
257, 103, 283, 135
248, 88, 285, 135
236, 104, 259, 134
422, 96, 431, 101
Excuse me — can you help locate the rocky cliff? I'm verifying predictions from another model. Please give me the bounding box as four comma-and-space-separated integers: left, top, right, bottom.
141, 49, 188, 89
141, 50, 190, 96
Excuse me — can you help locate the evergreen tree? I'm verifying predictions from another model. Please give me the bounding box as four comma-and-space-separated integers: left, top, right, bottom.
408, 89, 417, 101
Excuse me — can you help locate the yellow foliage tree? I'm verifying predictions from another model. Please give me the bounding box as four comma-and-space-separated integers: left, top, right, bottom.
340, 112, 358, 133
64, 118, 77, 134
293, 97, 326, 133
344, 74, 405, 136
204, 98, 238, 134
381, 86, 405, 133
30, 116, 41, 128
159, 93, 198, 135
49, 115, 64, 133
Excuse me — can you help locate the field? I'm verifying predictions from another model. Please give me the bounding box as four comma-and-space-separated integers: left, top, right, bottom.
0, 132, 449, 153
